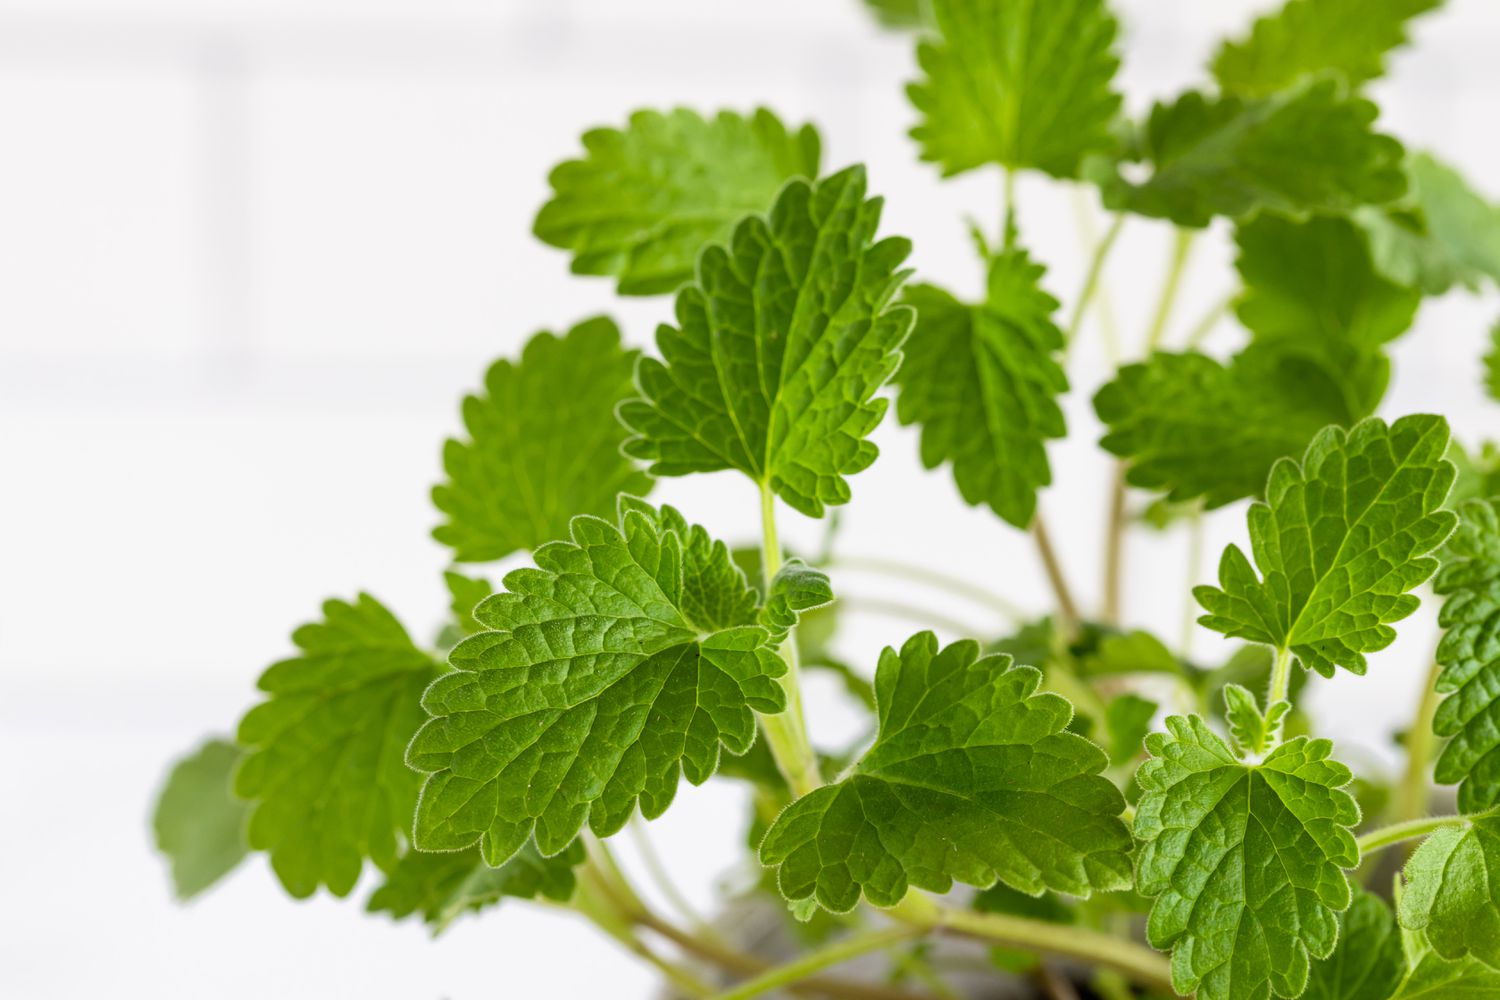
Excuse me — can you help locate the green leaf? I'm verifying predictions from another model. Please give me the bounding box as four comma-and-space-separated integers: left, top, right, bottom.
1487, 323, 1500, 402
907, 0, 1122, 179
432, 318, 653, 562
443, 571, 492, 638
1223, 684, 1292, 757
408, 499, 786, 864
760, 632, 1132, 913
860, 0, 926, 30
1080, 629, 1188, 679
235, 595, 443, 898
1106, 693, 1158, 764
619, 166, 915, 517
1392, 948, 1500, 999
759, 559, 834, 645
1433, 499, 1500, 811
1235, 213, 1421, 350
367, 840, 583, 932
1094, 342, 1387, 508
1194, 415, 1456, 677
1303, 888, 1404, 1000
1135, 715, 1360, 1000
533, 108, 821, 296
895, 245, 1068, 528
153, 738, 250, 900
1095, 80, 1406, 228
1212, 0, 1443, 98
1450, 441, 1500, 508
1399, 813, 1500, 969
1358, 153, 1500, 296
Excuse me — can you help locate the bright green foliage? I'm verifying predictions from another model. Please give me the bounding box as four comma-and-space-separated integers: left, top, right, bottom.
432, 319, 652, 562
533, 108, 821, 295
1223, 684, 1291, 757
1080, 629, 1187, 679
907, 0, 1121, 179
758, 559, 834, 644
443, 571, 492, 637
1106, 693, 1158, 764
1212, 0, 1442, 98
1391, 948, 1500, 998
1134, 715, 1360, 1000
1235, 213, 1421, 349
1302, 889, 1404, 1000
408, 499, 787, 865
1399, 813, 1500, 969
1099, 211, 1412, 508
619, 166, 915, 517
235, 595, 442, 898
862, 0, 925, 29
153, 738, 250, 900
1195, 415, 1456, 677
896, 246, 1067, 528
367, 841, 583, 932
760, 632, 1132, 913
1487, 323, 1500, 401
1094, 342, 1386, 507
1432, 499, 1500, 811
1096, 80, 1406, 228
1360, 154, 1500, 295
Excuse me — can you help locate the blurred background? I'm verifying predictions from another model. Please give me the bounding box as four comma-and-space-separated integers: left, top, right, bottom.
2, 0, 1497, 996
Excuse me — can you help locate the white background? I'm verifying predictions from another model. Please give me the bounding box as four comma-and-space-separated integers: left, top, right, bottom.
3, 0, 1499, 996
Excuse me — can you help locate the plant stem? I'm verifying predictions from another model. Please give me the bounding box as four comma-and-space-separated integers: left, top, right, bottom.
1101, 463, 1128, 625
1001, 166, 1018, 250
629, 818, 725, 945
1063, 212, 1125, 357
840, 595, 991, 639
1144, 228, 1196, 353
573, 862, 715, 998
1357, 814, 1465, 856
1178, 502, 1205, 657
1395, 659, 1444, 827
711, 926, 922, 1000
824, 554, 1025, 622
634, 909, 932, 1000
758, 481, 823, 798
1268, 646, 1294, 707
1067, 188, 1124, 366
1031, 514, 1081, 640
886, 894, 1175, 994
1182, 291, 1234, 350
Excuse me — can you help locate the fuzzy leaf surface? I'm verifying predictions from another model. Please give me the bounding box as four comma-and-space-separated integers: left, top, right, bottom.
619, 166, 914, 517
1303, 888, 1404, 1000
1096, 81, 1406, 228
153, 738, 250, 900
1392, 950, 1500, 998
533, 108, 820, 295
1398, 813, 1500, 969
1094, 343, 1386, 508
1135, 715, 1360, 1000
235, 595, 442, 897
761, 632, 1132, 913
409, 500, 786, 864
907, 0, 1121, 178
1212, 0, 1442, 98
1433, 499, 1500, 810
1195, 415, 1456, 677
896, 246, 1067, 528
759, 559, 834, 645
367, 841, 583, 932
432, 318, 652, 562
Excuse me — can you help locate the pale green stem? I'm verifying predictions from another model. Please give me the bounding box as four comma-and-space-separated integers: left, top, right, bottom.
710, 926, 921, 1000
1144, 228, 1196, 353
839, 595, 991, 640
1063, 213, 1126, 359
1178, 502, 1205, 658
1395, 659, 1445, 827
1031, 513, 1081, 641
1001, 167, 1018, 250
1268, 646, 1294, 707
1102, 463, 1127, 625
1357, 814, 1465, 856
823, 554, 1025, 623
629, 818, 726, 946
885, 894, 1175, 993
573, 863, 715, 998
1067, 187, 1124, 366
1182, 291, 1235, 350
758, 482, 823, 798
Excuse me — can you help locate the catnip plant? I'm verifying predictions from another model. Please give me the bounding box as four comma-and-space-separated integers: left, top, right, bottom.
152, 1, 1500, 998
